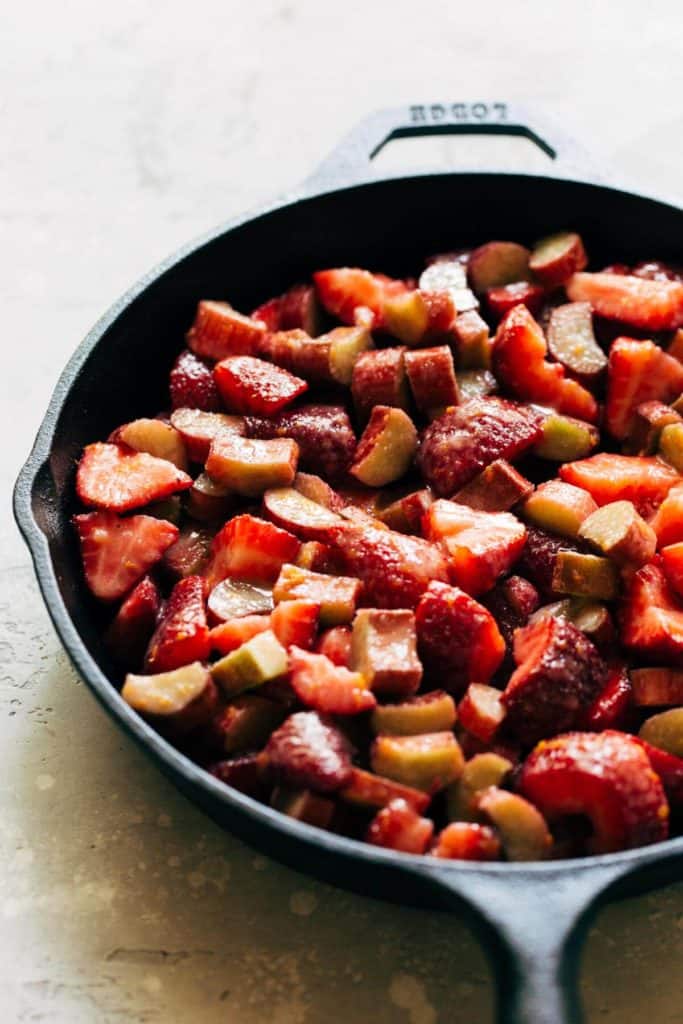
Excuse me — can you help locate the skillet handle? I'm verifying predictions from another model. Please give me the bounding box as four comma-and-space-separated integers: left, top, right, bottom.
422, 862, 627, 1024
304, 102, 601, 192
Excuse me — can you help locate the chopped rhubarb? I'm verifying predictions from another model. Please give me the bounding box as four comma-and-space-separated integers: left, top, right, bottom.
452, 459, 533, 513
350, 406, 417, 487
273, 564, 360, 627
458, 684, 506, 743
207, 578, 273, 623
187, 300, 265, 359
624, 400, 682, 456
371, 732, 465, 793
577, 500, 657, 567
640, 711, 683, 759
631, 668, 683, 707
339, 767, 429, 813
468, 241, 531, 294
378, 488, 434, 534
263, 486, 344, 540
546, 301, 607, 384
476, 787, 552, 861
111, 418, 188, 472
247, 405, 356, 481
371, 690, 456, 736
351, 347, 410, 421
122, 662, 217, 735
170, 407, 245, 462
533, 411, 599, 462
350, 608, 422, 698
206, 434, 298, 497
446, 752, 513, 822
660, 423, 683, 473
211, 629, 288, 697
523, 480, 597, 539
404, 346, 460, 417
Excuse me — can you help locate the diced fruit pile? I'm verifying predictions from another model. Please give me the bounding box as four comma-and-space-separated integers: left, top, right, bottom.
73, 234, 683, 861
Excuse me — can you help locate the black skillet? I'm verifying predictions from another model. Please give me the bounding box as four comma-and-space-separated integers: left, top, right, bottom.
14, 101, 683, 1024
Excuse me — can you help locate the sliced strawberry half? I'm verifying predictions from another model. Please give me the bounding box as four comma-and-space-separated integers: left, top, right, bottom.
605, 337, 683, 440
650, 483, 683, 547
73, 511, 178, 601
289, 646, 376, 715
620, 561, 683, 664
145, 575, 211, 673
566, 272, 683, 332
209, 615, 272, 655
493, 304, 598, 423
316, 626, 352, 667
661, 542, 683, 598
431, 822, 501, 860
76, 442, 192, 513
579, 665, 633, 732
215, 355, 308, 416
366, 798, 434, 854
204, 514, 300, 590
559, 453, 681, 518
271, 599, 320, 650
313, 268, 408, 328
105, 575, 161, 667
169, 349, 221, 412
519, 730, 669, 853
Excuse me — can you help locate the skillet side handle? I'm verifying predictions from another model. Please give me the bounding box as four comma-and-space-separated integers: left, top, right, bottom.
423, 863, 626, 1024
304, 101, 601, 193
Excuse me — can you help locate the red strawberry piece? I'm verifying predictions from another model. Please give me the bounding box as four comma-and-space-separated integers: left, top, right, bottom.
295, 540, 339, 575
417, 397, 543, 497
214, 355, 308, 416
404, 346, 460, 417
493, 304, 598, 423
519, 730, 669, 853
264, 711, 353, 793
162, 526, 213, 582
620, 561, 683, 664
486, 281, 545, 321
650, 483, 683, 547
145, 575, 210, 673
279, 283, 323, 335
580, 666, 633, 731
515, 525, 585, 597
366, 798, 434, 854
605, 337, 683, 439
566, 272, 683, 332
186, 300, 265, 360
105, 576, 161, 668
170, 407, 245, 462
316, 626, 352, 667
630, 667, 683, 706
271, 599, 319, 650
209, 615, 272, 655
313, 268, 408, 328
638, 741, 683, 809
559, 453, 681, 518
169, 349, 221, 412
382, 289, 456, 346
458, 684, 506, 743
289, 646, 376, 715
204, 514, 300, 590
662, 542, 683, 598
415, 581, 505, 693
251, 296, 282, 331
246, 404, 356, 481
502, 618, 607, 745
482, 575, 540, 671
73, 510, 178, 601
430, 822, 501, 861
424, 500, 527, 596
209, 754, 270, 800
327, 524, 449, 610
76, 442, 192, 513
351, 347, 410, 421
378, 488, 434, 535
338, 767, 430, 812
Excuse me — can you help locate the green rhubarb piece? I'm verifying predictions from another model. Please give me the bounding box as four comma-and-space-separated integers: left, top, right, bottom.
533, 412, 599, 461
122, 662, 212, 725
446, 753, 513, 822
206, 435, 298, 497
552, 550, 619, 600
455, 368, 498, 401
454, 311, 491, 369
476, 787, 552, 862
350, 406, 417, 487
453, 459, 533, 513
273, 564, 360, 627
327, 326, 373, 385
351, 608, 422, 697
522, 480, 597, 538
578, 500, 656, 567
625, 402, 682, 455
639, 708, 683, 757
382, 291, 431, 346
370, 732, 464, 793
371, 691, 457, 736
659, 423, 683, 473
528, 599, 572, 625
210, 630, 288, 697
568, 600, 615, 647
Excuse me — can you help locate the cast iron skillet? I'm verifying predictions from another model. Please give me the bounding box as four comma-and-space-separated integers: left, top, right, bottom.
14, 101, 683, 1024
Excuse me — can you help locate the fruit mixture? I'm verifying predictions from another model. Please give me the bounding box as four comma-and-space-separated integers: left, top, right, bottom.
72, 232, 683, 861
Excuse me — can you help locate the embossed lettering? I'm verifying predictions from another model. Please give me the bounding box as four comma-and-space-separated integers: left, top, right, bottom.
410, 105, 427, 123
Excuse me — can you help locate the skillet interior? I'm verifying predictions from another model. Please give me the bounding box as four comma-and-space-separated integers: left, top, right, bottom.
25, 170, 683, 902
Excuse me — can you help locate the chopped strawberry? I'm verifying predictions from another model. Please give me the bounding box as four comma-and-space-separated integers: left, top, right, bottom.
169, 349, 221, 411
316, 626, 352, 667
339, 767, 430, 812
246, 404, 356, 481
251, 296, 282, 330
566, 272, 683, 332
145, 576, 210, 673
431, 822, 501, 861
214, 355, 308, 416
424, 500, 527, 595
559, 453, 681, 518
580, 666, 633, 732
605, 337, 683, 439
186, 300, 265, 359
378, 488, 434, 534
289, 646, 376, 715
519, 730, 668, 853
486, 281, 544, 320
313, 268, 407, 328
271, 600, 319, 650
209, 615, 272, 655
366, 798, 434, 854
76, 442, 192, 513
638, 741, 683, 809
620, 561, 683, 664
515, 525, 586, 597
279, 284, 322, 335
650, 483, 683, 547
493, 304, 598, 423
265, 711, 353, 793
73, 511, 178, 601
105, 576, 161, 668
415, 581, 505, 693
327, 524, 449, 609
458, 683, 506, 743
662, 542, 683, 598
417, 397, 543, 497
502, 618, 607, 745
204, 514, 300, 590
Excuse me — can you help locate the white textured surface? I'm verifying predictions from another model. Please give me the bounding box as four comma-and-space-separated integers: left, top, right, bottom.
3, 2, 683, 1020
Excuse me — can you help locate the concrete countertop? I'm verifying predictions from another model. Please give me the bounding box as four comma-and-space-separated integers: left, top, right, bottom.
3, 1, 683, 1020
